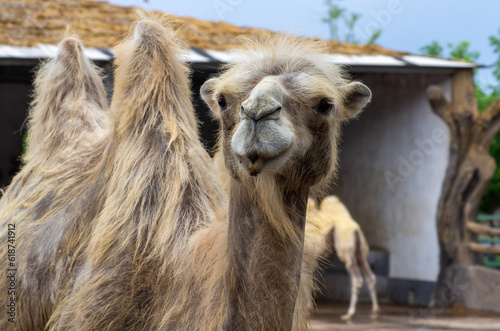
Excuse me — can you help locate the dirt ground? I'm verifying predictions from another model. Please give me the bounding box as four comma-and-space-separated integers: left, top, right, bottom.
310, 302, 500, 330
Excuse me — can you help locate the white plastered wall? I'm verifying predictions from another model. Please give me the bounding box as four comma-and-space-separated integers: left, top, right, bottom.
334, 73, 452, 282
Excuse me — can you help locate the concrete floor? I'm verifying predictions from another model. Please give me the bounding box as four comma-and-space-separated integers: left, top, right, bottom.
310, 302, 500, 330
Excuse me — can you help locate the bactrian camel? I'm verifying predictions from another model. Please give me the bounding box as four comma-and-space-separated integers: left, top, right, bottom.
0, 37, 109, 330
0, 17, 371, 330
302, 196, 380, 321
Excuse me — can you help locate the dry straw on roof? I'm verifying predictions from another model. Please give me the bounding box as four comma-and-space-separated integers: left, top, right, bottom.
0, 0, 407, 56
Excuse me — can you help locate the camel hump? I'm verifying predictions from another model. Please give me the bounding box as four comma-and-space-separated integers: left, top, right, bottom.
57, 37, 83, 62
127, 15, 185, 61
111, 15, 197, 142
26, 35, 108, 162
134, 19, 167, 42
35, 34, 107, 110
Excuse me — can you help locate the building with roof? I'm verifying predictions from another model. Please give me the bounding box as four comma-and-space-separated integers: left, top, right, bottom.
2, 0, 496, 312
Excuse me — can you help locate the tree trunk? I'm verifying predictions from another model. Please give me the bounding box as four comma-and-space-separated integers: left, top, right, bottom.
426, 69, 500, 306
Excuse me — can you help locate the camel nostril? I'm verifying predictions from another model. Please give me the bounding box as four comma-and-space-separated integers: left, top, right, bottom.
248, 153, 259, 164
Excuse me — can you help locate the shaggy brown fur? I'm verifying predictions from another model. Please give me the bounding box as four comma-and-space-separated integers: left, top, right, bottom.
211, 156, 322, 330
0, 37, 109, 330
1, 16, 371, 331
48, 18, 226, 330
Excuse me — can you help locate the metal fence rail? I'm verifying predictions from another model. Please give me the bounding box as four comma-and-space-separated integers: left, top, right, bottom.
473, 215, 500, 268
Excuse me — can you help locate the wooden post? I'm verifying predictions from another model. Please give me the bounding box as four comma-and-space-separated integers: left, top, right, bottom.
427, 69, 500, 306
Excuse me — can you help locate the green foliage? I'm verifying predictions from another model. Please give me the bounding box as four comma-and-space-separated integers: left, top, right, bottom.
480, 135, 500, 213
448, 41, 480, 63
481, 31, 500, 213
477, 68, 500, 213
489, 29, 500, 82
21, 134, 27, 166
344, 13, 361, 44
476, 85, 500, 112
419, 41, 443, 57
322, 0, 345, 41
322, 0, 381, 44
367, 29, 382, 45
420, 41, 479, 62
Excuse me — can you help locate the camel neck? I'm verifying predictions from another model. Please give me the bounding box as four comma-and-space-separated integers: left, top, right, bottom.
223, 178, 309, 331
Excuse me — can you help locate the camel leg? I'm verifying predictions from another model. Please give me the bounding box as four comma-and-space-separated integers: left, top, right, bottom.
358, 252, 380, 319
341, 258, 362, 321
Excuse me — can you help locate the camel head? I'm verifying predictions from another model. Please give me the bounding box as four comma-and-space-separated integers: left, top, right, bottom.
201, 35, 371, 189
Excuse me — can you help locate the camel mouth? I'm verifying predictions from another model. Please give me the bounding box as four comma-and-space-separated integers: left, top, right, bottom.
248, 153, 259, 165
232, 140, 294, 176
231, 118, 295, 176
245, 153, 264, 176
237, 151, 277, 176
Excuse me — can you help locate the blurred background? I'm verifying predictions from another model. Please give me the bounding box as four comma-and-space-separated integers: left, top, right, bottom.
112, 0, 500, 92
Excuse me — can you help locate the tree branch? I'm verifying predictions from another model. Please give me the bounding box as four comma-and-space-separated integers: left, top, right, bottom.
427, 85, 454, 124
482, 96, 500, 123
478, 96, 500, 147
452, 70, 477, 115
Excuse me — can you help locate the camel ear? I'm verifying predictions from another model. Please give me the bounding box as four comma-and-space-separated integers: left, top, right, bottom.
340, 82, 371, 119
200, 78, 220, 118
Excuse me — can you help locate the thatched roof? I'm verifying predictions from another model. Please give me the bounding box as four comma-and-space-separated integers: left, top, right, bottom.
0, 0, 408, 56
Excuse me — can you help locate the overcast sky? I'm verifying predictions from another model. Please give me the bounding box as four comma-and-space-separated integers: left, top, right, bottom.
106, 0, 500, 89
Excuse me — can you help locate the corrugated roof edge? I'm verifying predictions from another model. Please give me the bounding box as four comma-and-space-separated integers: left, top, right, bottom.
0, 44, 480, 69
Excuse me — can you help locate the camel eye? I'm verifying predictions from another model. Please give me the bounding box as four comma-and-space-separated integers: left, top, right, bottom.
217, 95, 228, 110
315, 98, 332, 115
